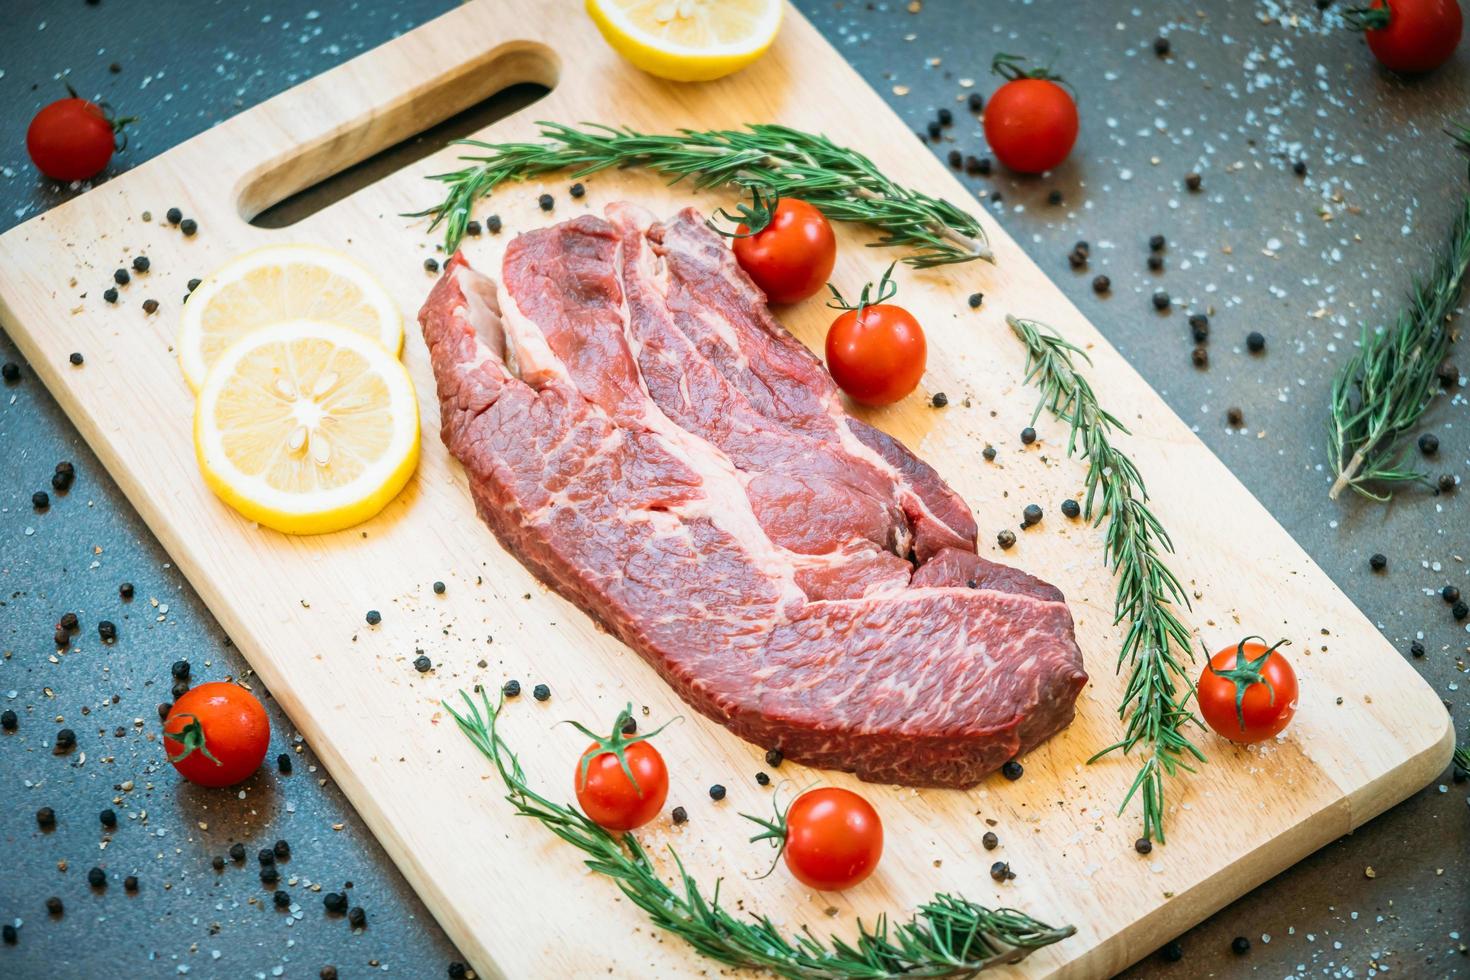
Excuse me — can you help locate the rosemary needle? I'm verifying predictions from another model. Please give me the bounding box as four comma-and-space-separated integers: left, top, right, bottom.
444, 691, 1074, 978
1328, 128, 1470, 502
1006, 315, 1205, 844
410, 122, 991, 268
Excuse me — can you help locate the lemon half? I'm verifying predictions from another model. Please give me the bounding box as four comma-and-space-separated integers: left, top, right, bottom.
194, 320, 420, 535
178, 244, 403, 392
586, 0, 783, 82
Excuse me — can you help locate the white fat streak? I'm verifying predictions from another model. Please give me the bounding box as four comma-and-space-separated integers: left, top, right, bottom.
452, 264, 513, 378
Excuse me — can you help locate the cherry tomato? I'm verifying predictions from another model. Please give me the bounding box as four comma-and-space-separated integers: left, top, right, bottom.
26, 91, 134, 183
751, 787, 883, 891
730, 196, 837, 304
825, 265, 926, 406
1358, 0, 1462, 74
573, 705, 670, 832
983, 55, 1079, 174
1197, 637, 1299, 744
163, 682, 270, 787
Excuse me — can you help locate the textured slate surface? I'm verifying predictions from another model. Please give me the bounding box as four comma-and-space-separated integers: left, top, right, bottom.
1, 1, 1465, 977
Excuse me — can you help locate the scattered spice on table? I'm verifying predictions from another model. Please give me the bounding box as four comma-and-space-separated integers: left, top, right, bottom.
532, 683, 551, 701
1061, 498, 1081, 519
1246, 331, 1266, 353
997, 529, 1017, 550
708, 784, 726, 801
365, 609, 381, 625
1369, 553, 1387, 571
502, 679, 521, 698
414, 654, 433, 673
87, 867, 106, 888
982, 831, 998, 850
1092, 274, 1110, 294
1151, 289, 1170, 310
1001, 760, 1024, 780
538, 193, 554, 211
1135, 837, 1153, 854
180, 218, 198, 236
132, 255, 149, 272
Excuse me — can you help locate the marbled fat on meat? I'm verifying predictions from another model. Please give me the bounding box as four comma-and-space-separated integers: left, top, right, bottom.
418, 204, 1086, 787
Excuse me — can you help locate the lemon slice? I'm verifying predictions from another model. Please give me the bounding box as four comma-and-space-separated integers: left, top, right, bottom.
194, 320, 420, 535
586, 0, 782, 82
178, 244, 403, 392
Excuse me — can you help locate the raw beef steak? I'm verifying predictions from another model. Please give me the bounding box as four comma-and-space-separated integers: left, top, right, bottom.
418, 204, 1086, 787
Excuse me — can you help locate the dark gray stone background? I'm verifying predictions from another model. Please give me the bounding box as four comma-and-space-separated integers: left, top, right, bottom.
1, 0, 1466, 977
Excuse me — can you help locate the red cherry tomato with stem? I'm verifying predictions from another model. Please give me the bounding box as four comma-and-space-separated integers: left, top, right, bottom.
747, 786, 884, 891
824, 263, 926, 406
163, 682, 271, 788
719, 187, 837, 304
571, 704, 673, 832
1351, 0, 1462, 74
1197, 637, 1299, 744
983, 54, 1079, 174
26, 86, 135, 182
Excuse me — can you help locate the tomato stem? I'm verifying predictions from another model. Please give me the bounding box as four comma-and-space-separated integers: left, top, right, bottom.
564, 703, 677, 799
1207, 636, 1290, 733
990, 52, 1070, 89
163, 713, 223, 767
707, 182, 778, 239
740, 788, 794, 880
1343, 5, 1392, 31
825, 261, 899, 317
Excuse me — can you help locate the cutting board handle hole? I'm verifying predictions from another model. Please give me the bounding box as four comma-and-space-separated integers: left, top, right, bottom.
240, 42, 557, 227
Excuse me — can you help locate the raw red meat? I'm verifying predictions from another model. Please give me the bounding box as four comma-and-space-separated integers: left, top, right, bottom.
418, 205, 1086, 787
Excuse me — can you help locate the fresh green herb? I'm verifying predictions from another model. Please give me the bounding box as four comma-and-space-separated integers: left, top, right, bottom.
1453, 735, 1468, 775
410, 122, 990, 267
1327, 129, 1470, 501
1006, 315, 1205, 844
444, 690, 1074, 978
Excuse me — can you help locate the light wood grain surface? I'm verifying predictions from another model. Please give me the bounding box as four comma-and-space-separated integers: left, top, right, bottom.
0, 2, 1452, 977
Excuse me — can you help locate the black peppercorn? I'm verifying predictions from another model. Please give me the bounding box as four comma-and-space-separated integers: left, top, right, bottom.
1369, 553, 1387, 571
166, 207, 183, 225
114, 268, 131, 286
1226, 406, 1244, 427
33, 490, 50, 510
968, 155, 991, 176
60, 610, 77, 629
274, 839, 291, 859
433, 580, 446, 595
2, 362, 19, 383
98, 620, 117, 642
533, 683, 551, 701
502, 679, 521, 698
1001, 760, 1023, 780
755, 771, 771, 786
947, 148, 963, 168
52, 470, 72, 492
1191, 346, 1209, 368
1185, 172, 1202, 191
709, 784, 726, 801
1417, 432, 1439, 455
486, 214, 503, 234
1147, 254, 1164, 272
87, 867, 106, 888
55, 629, 69, 647
1047, 189, 1063, 206
1021, 504, 1042, 527
1151, 290, 1170, 311
1067, 249, 1087, 270
72, 350, 89, 366
321, 968, 339, 980
259, 848, 276, 866
119, 582, 135, 599
1188, 312, 1209, 343
123, 875, 139, 892
45, 896, 63, 915
925, 120, 942, 140
37, 806, 57, 828
1293, 160, 1308, 176
260, 866, 280, 885
143, 298, 161, 314
1409, 640, 1425, 658
465, 220, 481, 236
1443, 585, 1461, 604
982, 445, 997, 461
100, 808, 117, 828
274, 889, 291, 909
55, 728, 76, 752
981, 831, 998, 850
449, 964, 468, 980
570, 182, 585, 198
0, 709, 16, 731
1074, 240, 1091, 257
1231, 936, 1250, 955
1246, 331, 1266, 353
1454, 601, 1469, 621
538, 193, 554, 212
1061, 498, 1081, 519
278, 752, 294, 774
170, 660, 190, 680
172, 680, 190, 699
180, 218, 198, 236
622, 716, 638, 734
229, 842, 247, 862
1092, 275, 1111, 294
765, 748, 783, 767
989, 860, 1013, 881
1020, 426, 1037, 445
1438, 473, 1457, 492
324, 892, 348, 914
365, 609, 381, 625
424, 257, 440, 273
413, 654, 433, 673
936, 106, 953, 126
997, 529, 1016, 550
157, 702, 172, 720
1436, 359, 1459, 387
967, 92, 984, 112
2, 925, 15, 945
187, 278, 202, 293
1148, 234, 1166, 252
931, 392, 948, 408
1162, 940, 1184, 962
671, 805, 688, 825
1135, 837, 1153, 854
967, 292, 983, 308
348, 906, 367, 928
132, 255, 150, 273
1153, 36, 1170, 55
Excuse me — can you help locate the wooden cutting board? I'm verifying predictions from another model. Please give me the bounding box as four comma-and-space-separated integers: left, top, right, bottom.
0, 2, 1452, 976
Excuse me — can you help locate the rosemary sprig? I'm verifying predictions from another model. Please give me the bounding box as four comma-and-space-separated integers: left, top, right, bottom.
1454, 734, 1468, 776
444, 690, 1074, 979
1005, 315, 1205, 843
410, 122, 991, 267
1327, 130, 1470, 501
